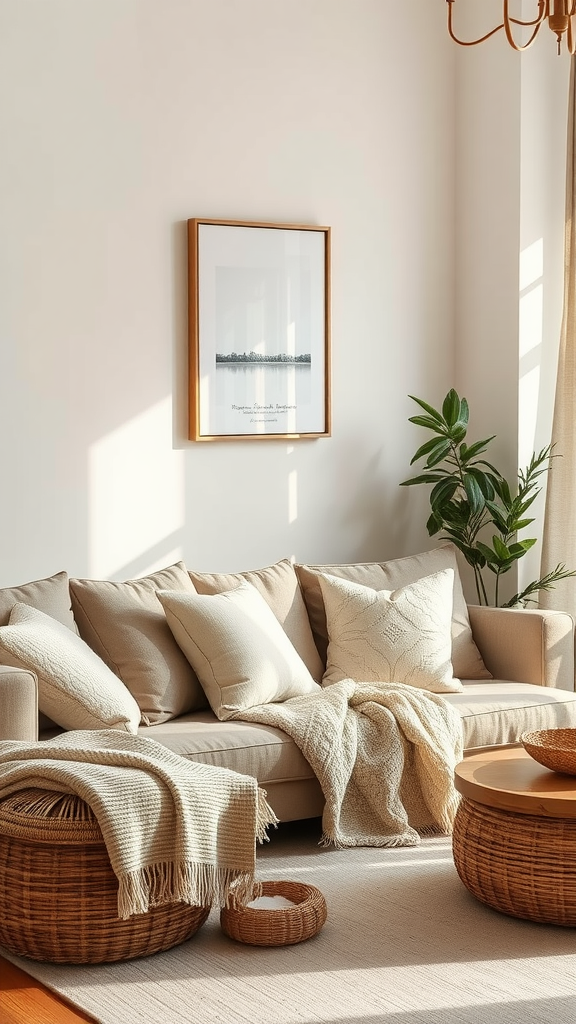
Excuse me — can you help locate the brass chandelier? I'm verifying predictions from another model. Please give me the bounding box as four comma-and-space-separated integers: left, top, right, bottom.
447, 1, 576, 54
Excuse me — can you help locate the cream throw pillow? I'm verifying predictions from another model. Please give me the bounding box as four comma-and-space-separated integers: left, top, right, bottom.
158, 582, 321, 722
0, 604, 142, 732
319, 569, 463, 693
188, 558, 324, 682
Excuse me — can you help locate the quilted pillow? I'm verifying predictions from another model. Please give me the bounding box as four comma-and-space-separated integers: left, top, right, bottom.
319, 569, 463, 693
158, 581, 320, 721
0, 603, 141, 732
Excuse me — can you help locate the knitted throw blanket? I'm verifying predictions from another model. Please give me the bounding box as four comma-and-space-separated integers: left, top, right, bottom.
234, 680, 463, 848
0, 730, 277, 919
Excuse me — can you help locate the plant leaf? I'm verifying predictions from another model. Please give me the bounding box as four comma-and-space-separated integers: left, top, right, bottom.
508, 538, 537, 554
408, 415, 447, 433
407, 396, 446, 424
442, 389, 461, 428
430, 477, 459, 510
466, 467, 495, 500
463, 473, 485, 515
426, 511, 443, 536
492, 535, 511, 560
410, 436, 448, 465
399, 473, 447, 487
426, 438, 452, 467
461, 436, 496, 461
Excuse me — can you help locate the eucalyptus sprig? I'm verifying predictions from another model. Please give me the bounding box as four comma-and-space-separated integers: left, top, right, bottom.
400, 389, 575, 606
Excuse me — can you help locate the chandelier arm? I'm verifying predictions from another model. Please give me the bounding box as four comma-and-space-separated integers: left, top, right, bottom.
508, 16, 547, 27
447, 2, 506, 45
503, 0, 545, 50
447, 1, 547, 48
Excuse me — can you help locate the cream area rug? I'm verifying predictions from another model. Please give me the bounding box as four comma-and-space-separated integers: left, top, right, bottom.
2, 818, 576, 1024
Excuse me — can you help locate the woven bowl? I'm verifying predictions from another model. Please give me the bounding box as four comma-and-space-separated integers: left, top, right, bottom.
220, 879, 327, 946
0, 788, 210, 964
522, 728, 576, 775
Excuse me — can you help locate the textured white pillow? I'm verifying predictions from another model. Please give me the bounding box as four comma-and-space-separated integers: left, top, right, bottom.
295, 543, 492, 679
319, 569, 463, 693
0, 603, 142, 732
157, 582, 320, 721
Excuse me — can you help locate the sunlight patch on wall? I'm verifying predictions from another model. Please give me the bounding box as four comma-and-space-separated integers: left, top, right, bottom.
288, 468, 298, 524
518, 239, 543, 469
88, 397, 184, 579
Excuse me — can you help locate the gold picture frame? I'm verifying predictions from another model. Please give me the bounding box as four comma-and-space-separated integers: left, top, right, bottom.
187, 218, 331, 441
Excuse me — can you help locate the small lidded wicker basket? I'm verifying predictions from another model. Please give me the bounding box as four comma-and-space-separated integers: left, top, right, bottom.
220, 879, 327, 946
0, 787, 210, 963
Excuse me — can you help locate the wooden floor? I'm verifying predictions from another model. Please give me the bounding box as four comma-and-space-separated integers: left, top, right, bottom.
0, 956, 96, 1024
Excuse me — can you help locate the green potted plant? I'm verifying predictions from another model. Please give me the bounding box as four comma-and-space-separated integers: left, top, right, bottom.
400, 388, 575, 607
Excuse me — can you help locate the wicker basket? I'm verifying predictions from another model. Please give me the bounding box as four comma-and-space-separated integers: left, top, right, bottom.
220, 880, 327, 946
0, 787, 210, 963
522, 728, 576, 775
453, 796, 576, 926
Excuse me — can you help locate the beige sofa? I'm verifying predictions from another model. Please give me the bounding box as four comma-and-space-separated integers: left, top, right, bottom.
1, 546, 575, 823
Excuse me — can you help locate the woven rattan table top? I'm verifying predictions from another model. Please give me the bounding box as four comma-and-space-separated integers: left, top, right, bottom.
454, 745, 576, 819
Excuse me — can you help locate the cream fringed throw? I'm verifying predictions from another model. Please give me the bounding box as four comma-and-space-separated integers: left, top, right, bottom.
0, 730, 277, 918
235, 680, 463, 848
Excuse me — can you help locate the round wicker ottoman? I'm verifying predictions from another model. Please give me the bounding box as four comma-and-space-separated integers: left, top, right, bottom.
220, 880, 327, 946
0, 788, 210, 964
453, 748, 576, 926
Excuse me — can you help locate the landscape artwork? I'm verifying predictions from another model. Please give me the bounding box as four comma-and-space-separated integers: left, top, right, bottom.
188, 220, 330, 440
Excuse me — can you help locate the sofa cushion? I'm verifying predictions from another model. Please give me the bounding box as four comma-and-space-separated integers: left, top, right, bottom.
295, 543, 491, 680
318, 569, 463, 693
69, 562, 206, 725
446, 680, 576, 749
0, 604, 141, 733
140, 709, 317, 784
158, 582, 320, 722
188, 558, 324, 682
0, 571, 76, 630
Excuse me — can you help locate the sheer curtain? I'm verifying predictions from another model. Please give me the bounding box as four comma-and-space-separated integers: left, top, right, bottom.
540, 59, 576, 618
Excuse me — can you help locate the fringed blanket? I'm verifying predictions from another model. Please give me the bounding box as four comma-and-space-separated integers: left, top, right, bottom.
234, 680, 463, 848
0, 730, 277, 918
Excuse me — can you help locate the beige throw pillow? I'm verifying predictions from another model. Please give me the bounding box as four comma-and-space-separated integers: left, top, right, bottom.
188, 558, 324, 682
69, 562, 206, 725
0, 571, 76, 630
295, 543, 491, 680
319, 569, 463, 693
0, 604, 141, 732
158, 582, 321, 722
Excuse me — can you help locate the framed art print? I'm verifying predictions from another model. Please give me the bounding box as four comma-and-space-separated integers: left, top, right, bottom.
187, 219, 331, 441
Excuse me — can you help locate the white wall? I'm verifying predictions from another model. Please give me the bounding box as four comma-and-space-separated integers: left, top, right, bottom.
454, 7, 569, 603
0, 0, 457, 585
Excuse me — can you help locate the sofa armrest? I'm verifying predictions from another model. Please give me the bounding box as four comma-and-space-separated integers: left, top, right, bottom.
0, 665, 39, 741
467, 604, 575, 691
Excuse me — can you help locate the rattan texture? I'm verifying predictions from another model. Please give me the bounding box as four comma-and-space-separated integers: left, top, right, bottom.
522, 727, 576, 775
452, 796, 576, 926
0, 787, 210, 963
220, 879, 327, 946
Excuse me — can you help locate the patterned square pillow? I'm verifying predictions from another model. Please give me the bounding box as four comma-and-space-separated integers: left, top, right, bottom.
318, 569, 463, 693
295, 544, 491, 680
